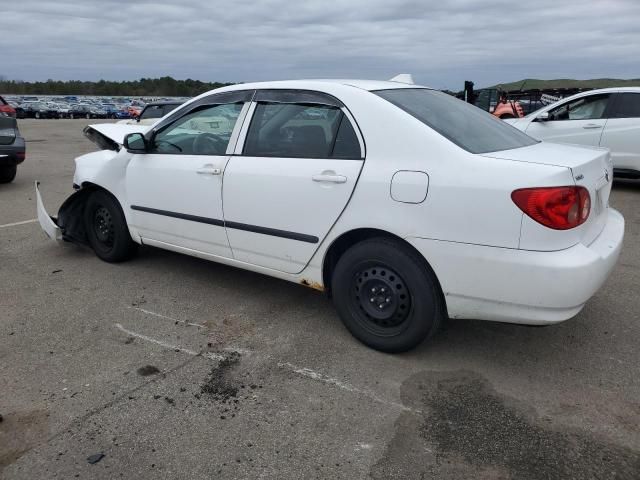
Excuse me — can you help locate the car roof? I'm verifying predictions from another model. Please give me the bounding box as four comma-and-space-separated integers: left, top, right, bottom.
219, 79, 430, 93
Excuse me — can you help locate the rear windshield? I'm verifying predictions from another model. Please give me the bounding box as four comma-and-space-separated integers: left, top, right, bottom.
374, 88, 538, 154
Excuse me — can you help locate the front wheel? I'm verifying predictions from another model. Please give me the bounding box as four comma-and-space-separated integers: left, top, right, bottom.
83, 190, 137, 262
0, 164, 17, 183
331, 238, 444, 352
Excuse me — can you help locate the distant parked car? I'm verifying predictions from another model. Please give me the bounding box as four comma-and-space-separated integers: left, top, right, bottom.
506, 87, 640, 178
101, 104, 130, 119
0, 95, 17, 118
68, 104, 104, 119
118, 101, 183, 125
19, 102, 59, 119
0, 117, 25, 183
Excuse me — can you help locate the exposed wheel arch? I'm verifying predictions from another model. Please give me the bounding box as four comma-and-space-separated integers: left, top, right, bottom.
322, 228, 447, 315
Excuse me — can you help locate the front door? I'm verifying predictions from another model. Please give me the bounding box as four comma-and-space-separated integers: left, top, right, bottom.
526, 93, 612, 146
222, 90, 365, 273
126, 97, 250, 258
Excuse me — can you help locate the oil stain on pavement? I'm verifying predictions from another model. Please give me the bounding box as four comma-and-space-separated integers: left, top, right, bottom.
371, 371, 640, 479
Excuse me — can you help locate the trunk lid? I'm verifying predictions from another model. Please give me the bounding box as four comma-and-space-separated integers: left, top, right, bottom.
481, 141, 613, 246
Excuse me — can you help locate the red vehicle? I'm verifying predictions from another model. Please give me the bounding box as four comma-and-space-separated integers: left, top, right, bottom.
0, 95, 16, 118
127, 105, 143, 118
473, 88, 524, 119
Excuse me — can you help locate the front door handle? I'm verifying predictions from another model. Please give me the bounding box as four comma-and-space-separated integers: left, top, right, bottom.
312, 173, 347, 184
583, 123, 602, 129
196, 165, 222, 175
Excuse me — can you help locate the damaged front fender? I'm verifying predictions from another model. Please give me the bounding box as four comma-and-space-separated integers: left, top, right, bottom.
36, 181, 92, 245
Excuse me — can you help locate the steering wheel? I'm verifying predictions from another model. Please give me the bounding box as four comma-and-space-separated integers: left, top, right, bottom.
192, 133, 227, 155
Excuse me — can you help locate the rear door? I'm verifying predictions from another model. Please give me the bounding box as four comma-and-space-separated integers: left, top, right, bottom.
525, 93, 612, 146
222, 89, 365, 273
599, 92, 640, 173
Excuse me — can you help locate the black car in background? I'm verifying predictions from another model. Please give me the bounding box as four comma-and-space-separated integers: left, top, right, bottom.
135, 101, 183, 122
68, 104, 107, 119
0, 117, 26, 183
17, 102, 59, 119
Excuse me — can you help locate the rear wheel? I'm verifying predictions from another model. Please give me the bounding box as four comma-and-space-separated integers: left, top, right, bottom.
85, 113, 90, 119
35, 112, 41, 119
0, 164, 17, 183
331, 237, 444, 352
83, 190, 137, 262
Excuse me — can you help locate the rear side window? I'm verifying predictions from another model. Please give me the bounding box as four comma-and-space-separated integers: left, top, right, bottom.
610, 93, 640, 118
244, 102, 361, 159
140, 105, 165, 119
374, 88, 537, 154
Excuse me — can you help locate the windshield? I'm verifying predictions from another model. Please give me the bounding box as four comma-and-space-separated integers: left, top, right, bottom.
374, 88, 538, 154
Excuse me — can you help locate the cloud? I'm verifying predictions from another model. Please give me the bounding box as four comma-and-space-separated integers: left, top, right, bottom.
3, 0, 640, 89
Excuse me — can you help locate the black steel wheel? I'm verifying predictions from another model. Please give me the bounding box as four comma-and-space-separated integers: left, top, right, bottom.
83, 190, 137, 262
332, 237, 443, 352
351, 265, 411, 336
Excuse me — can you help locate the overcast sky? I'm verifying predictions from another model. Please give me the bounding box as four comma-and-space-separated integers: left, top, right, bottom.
4, 0, 640, 89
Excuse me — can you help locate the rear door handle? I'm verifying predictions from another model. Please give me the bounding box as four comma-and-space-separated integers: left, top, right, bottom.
196, 165, 222, 175
583, 124, 602, 129
312, 174, 347, 184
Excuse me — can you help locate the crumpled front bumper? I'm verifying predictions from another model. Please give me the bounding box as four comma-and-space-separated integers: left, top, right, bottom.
36, 181, 62, 241
36, 181, 90, 244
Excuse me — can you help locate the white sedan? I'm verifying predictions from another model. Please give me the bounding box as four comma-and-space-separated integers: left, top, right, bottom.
506, 87, 640, 178
36, 79, 624, 352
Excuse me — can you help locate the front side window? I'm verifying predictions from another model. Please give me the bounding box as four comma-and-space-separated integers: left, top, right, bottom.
548, 94, 610, 121
375, 88, 537, 154
610, 93, 640, 118
243, 101, 361, 159
150, 102, 244, 155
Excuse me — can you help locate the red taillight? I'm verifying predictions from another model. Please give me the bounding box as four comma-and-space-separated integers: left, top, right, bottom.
16, 151, 25, 161
511, 186, 590, 230
0, 104, 16, 117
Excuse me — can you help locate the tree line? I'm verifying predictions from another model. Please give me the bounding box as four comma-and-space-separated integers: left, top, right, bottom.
0, 77, 235, 97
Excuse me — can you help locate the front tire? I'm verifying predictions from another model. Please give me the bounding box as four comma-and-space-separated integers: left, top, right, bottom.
83, 190, 137, 262
331, 238, 444, 352
0, 164, 17, 183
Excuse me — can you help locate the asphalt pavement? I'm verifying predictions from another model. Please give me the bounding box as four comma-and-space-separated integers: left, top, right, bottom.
1, 119, 639, 479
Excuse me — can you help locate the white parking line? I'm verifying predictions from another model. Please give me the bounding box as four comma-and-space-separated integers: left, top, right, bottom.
114, 323, 224, 361
278, 362, 421, 414
115, 322, 415, 414
0, 218, 38, 229
128, 306, 206, 328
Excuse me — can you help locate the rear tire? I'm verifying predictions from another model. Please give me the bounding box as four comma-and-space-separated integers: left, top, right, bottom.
85, 113, 91, 119
331, 237, 444, 352
83, 190, 137, 262
0, 164, 17, 183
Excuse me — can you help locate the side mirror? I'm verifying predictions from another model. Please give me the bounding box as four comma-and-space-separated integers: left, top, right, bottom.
536, 111, 550, 122
123, 132, 147, 153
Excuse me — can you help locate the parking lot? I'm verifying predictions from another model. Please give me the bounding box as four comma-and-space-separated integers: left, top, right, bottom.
1, 119, 639, 478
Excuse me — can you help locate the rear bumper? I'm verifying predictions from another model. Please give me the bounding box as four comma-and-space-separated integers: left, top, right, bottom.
0, 142, 25, 165
407, 208, 625, 325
